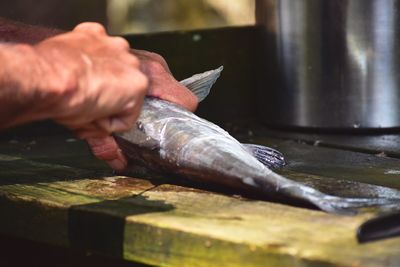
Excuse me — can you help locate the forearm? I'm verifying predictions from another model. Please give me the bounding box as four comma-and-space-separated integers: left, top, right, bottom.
0, 17, 62, 44
0, 43, 59, 128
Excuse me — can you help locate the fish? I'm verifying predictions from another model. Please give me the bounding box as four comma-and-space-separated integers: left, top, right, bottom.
115, 67, 400, 215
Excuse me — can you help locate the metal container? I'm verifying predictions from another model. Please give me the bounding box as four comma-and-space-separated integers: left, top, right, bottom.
256, 0, 400, 130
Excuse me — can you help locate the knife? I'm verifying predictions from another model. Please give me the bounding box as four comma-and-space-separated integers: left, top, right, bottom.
357, 212, 400, 243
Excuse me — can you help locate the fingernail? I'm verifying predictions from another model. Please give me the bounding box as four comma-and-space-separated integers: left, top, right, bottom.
124, 101, 135, 110
110, 118, 129, 132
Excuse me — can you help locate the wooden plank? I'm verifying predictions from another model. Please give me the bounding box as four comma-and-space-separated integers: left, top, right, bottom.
2, 134, 400, 266
1, 173, 400, 267
123, 188, 400, 267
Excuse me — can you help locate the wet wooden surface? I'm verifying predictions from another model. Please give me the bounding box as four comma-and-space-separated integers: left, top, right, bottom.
1, 126, 400, 267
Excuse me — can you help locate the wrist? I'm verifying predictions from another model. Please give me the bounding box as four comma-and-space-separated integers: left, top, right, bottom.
2, 43, 42, 91
33, 41, 86, 121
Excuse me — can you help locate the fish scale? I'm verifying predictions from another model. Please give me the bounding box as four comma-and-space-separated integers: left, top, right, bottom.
115, 67, 400, 215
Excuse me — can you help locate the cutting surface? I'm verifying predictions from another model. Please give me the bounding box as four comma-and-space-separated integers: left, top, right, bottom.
1, 129, 400, 267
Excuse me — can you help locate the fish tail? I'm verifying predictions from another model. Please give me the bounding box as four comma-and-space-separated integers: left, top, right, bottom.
310, 195, 400, 215
262, 172, 400, 215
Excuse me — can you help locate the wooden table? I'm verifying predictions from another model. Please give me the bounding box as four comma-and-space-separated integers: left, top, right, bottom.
1, 123, 400, 267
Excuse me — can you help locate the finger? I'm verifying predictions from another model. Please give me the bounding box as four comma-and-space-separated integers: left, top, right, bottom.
56, 116, 94, 129
57, 70, 147, 132
95, 101, 141, 133
87, 136, 128, 171
131, 49, 171, 73
74, 22, 107, 35
71, 122, 109, 139
75, 128, 109, 139
122, 53, 140, 68
113, 53, 140, 70
148, 79, 198, 112
174, 86, 198, 112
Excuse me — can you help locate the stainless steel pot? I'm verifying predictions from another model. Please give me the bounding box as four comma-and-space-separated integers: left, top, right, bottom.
256, 0, 400, 130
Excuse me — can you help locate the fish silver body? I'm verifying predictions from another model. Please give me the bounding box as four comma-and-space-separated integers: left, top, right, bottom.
115, 67, 400, 215
115, 97, 400, 215
117, 97, 277, 189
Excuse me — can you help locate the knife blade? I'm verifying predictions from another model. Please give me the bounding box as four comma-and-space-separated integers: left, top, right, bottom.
357, 212, 400, 243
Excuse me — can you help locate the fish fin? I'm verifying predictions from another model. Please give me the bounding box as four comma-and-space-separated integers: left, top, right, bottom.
243, 143, 286, 169
179, 66, 223, 102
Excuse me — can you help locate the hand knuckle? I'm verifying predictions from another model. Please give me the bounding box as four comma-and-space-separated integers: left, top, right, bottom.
74, 22, 106, 35
127, 70, 148, 91
136, 72, 149, 92
110, 36, 130, 50
126, 54, 140, 67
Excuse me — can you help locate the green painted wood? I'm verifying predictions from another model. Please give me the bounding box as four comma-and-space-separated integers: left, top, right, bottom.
1, 134, 400, 266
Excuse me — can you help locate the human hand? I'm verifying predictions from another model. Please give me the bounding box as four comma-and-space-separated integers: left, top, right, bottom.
87, 49, 199, 171
0, 21, 197, 171
33, 22, 148, 138
132, 49, 198, 112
